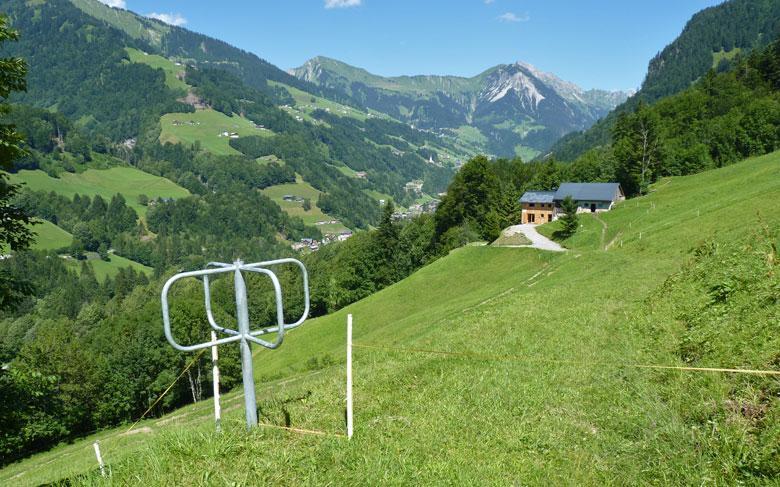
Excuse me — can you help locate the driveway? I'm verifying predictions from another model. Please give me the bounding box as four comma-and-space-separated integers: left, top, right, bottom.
501, 224, 566, 252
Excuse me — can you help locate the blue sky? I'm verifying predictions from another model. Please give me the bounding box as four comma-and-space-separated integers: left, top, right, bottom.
108, 0, 723, 91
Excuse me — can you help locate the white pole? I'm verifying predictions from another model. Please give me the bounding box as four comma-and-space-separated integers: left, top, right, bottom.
93, 441, 106, 477
346, 314, 354, 439
211, 330, 222, 432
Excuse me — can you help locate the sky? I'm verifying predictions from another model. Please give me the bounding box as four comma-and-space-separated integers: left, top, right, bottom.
105, 0, 723, 92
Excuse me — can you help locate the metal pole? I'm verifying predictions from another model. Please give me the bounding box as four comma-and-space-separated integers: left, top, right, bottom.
346, 314, 353, 439
234, 261, 258, 428
210, 330, 221, 432
93, 441, 106, 477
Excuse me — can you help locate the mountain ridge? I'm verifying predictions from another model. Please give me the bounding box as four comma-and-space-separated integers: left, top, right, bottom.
292, 56, 631, 158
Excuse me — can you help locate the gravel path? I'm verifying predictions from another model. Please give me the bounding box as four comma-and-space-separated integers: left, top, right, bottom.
502, 224, 566, 252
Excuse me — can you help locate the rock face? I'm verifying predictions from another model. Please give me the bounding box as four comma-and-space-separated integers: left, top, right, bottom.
293, 57, 632, 157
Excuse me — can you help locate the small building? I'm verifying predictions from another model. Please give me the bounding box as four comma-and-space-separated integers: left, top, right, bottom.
519, 183, 624, 225
520, 191, 555, 224
553, 183, 625, 214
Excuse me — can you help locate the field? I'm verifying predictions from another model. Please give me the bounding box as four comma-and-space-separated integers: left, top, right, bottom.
275, 82, 372, 122
64, 253, 152, 282
261, 176, 350, 234
7, 167, 189, 216
159, 109, 272, 156
2, 152, 779, 485
29, 220, 72, 251
125, 47, 188, 92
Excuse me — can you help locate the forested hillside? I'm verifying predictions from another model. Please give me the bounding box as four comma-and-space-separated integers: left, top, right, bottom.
550, 0, 780, 161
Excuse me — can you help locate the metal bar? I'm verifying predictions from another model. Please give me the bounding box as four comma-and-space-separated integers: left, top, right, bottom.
241, 266, 286, 348
203, 274, 239, 336
162, 266, 243, 352
234, 260, 258, 428
243, 258, 310, 330
346, 314, 353, 439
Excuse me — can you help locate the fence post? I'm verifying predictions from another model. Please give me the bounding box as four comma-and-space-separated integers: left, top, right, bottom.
210, 330, 221, 432
93, 441, 106, 477
346, 314, 354, 439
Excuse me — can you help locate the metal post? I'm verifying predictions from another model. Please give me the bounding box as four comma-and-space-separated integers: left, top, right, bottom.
93, 441, 106, 477
346, 314, 353, 439
234, 261, 258, 428
210, 330, 221, 432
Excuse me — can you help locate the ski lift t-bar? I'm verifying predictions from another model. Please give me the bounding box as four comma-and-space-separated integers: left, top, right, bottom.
161, 258, 310, 429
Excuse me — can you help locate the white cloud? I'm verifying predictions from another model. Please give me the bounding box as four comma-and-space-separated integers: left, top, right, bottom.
484, 0, 495, 4
146, 12, 188, 26
325, 0, 362, 9
98, 0, 126, 8
497, 12, 529, 22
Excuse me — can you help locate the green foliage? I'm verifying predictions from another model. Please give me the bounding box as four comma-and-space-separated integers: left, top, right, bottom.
557, 196, 579, 239
551, 0, 780, 161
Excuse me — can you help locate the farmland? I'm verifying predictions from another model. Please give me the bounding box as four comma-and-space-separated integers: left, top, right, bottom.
3, 150, 778, 485
7, 167, 189, 216
159, 109, 272, 156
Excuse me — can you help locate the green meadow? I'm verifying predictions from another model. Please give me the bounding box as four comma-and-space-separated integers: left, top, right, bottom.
159, 109, 272, 156
261, 176, 350, 234
8, 167, 189, 216
2, 151, 779, 485
125, 47, 188, 92
29, 220, 72, 251
64, 254, 152, 282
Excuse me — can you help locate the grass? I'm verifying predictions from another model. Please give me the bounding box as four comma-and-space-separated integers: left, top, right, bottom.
63, 253, 152, 282
491, 229, 531, 246
261, 176, 350, 234
274, 82, 372, 122
125, 47, 188, 92
8, 167, 189, 216
712, 47, 742, 68
159, 109, 272, 156
3, 152, 780, 485
29, 220, 72, 251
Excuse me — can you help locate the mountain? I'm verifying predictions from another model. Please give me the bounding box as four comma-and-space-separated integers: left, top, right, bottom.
292, 56, 631, 159
550, 0, 780, 161
1, 0, 464, 231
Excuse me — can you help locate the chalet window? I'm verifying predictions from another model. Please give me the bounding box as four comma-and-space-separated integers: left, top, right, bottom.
529, 203, 535, 207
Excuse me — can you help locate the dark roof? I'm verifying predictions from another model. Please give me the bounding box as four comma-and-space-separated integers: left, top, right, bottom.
519, 191, 556, 204
554, 183, 623, 202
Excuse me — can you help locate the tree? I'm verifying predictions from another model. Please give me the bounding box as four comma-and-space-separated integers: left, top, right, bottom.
612, 102, 662, 196
302, 198, 311, 212
557, 196, 579, 239
0, 15, 35, 311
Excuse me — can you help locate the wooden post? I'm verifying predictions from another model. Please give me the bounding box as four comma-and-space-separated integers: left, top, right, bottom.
93, 441, 106, 477
346, 314, 353, 439
210, 330, 221, 432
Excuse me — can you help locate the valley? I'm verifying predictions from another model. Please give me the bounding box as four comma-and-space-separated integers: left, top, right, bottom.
1, 0, 779, 484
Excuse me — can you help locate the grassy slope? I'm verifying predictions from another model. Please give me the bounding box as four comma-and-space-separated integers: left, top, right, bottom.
125, 47, 188, 92
8, 167, 189, 216
159, 109, 272, 156
261, 176, 350, 234
29, 220, 72, 251
3, 152, 779, 485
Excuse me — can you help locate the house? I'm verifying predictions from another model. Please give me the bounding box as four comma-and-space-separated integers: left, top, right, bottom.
553, 183, 625, 214
520, 191, 556, 224
519, 183, 624, 225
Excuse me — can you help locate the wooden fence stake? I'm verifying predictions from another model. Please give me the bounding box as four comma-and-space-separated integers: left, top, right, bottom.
93, 441, 106, 477
346, 314, 354, 439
